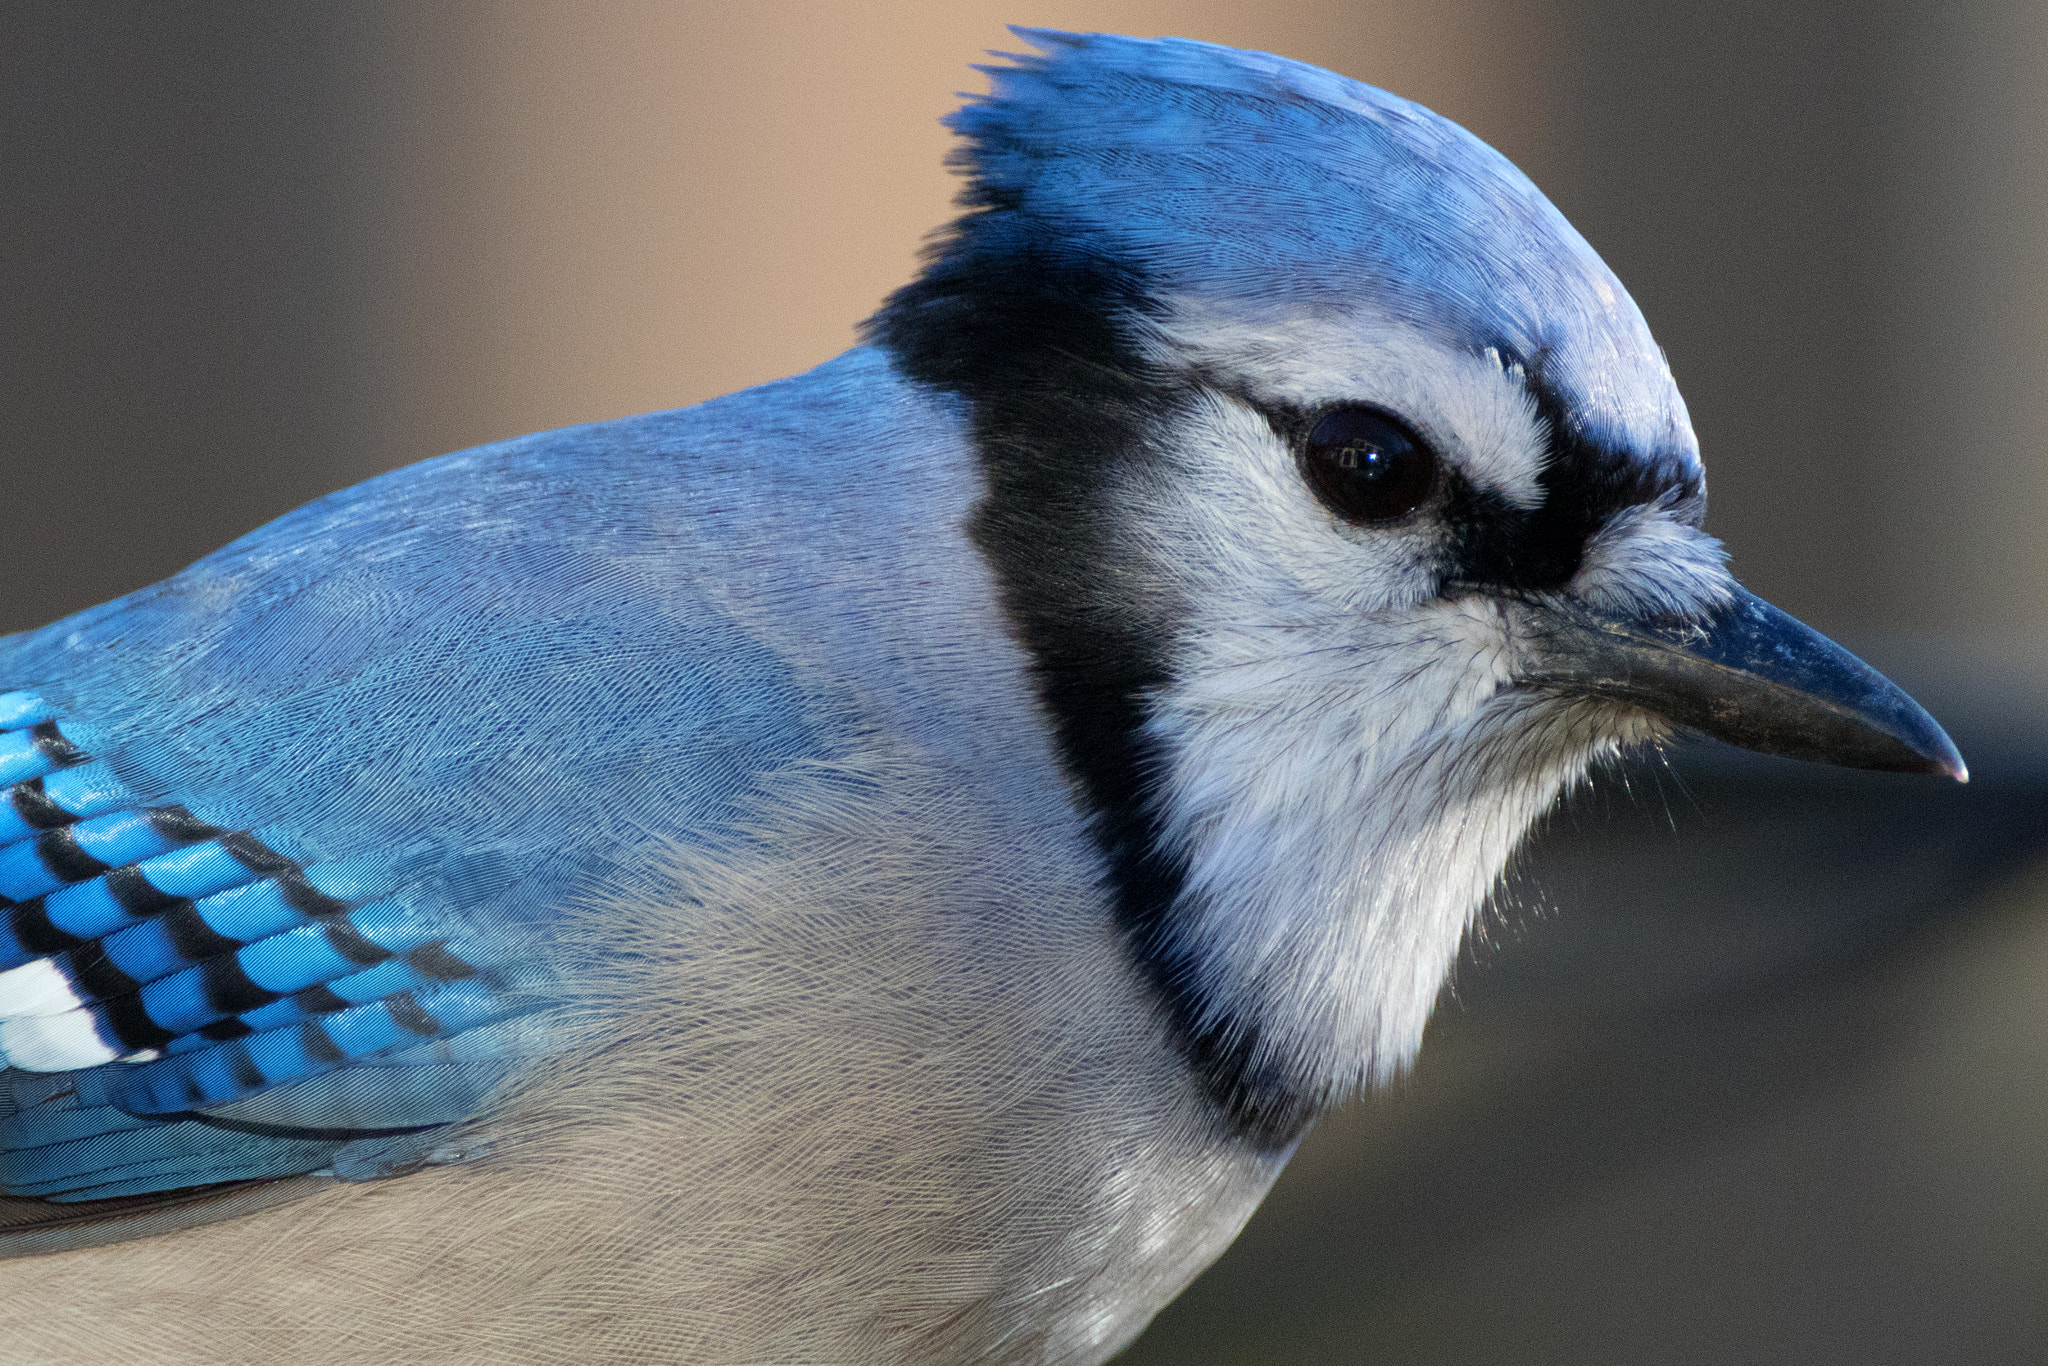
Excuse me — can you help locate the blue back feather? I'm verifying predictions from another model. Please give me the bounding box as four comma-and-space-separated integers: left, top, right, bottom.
0, 371, 855, 1200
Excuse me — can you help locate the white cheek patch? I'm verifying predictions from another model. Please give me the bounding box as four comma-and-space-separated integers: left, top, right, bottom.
1100, 328, 1700, 1101
1148, 627, 1653, 1093
1137, 298, 1549, 510
1105, 381, 1630, 1097
1118, 392, 1444, 621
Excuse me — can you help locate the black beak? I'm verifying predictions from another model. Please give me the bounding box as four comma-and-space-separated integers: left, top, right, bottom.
1515, 586, 1967, 781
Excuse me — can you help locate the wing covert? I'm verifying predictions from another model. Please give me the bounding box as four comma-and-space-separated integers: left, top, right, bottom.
0, 690, 551, 1201
0, 412, 836, 1212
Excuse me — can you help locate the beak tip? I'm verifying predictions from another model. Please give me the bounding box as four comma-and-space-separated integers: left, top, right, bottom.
1911, 728, 1968, 783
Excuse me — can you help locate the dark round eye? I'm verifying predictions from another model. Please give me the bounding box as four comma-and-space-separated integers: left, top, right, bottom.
1300, 405, 1439, 524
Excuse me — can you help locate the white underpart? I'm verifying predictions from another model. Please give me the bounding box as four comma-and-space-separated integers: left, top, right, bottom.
1121, 370, 1723, 1097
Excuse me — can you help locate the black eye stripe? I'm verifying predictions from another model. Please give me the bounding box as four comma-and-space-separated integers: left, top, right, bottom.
1260, 353, 1703, 593
1439, 363, 1704, 592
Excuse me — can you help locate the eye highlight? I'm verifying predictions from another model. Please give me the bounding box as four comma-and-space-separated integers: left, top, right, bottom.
1300, 405, 1439, 525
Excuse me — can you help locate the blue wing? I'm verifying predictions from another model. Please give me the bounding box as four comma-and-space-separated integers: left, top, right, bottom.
0, 403, 827, 1205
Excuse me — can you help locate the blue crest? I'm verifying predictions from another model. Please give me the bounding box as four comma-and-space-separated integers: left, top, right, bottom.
930, 29, 1694, 464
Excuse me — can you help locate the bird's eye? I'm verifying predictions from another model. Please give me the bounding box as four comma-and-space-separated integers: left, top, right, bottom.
1300, 405, 1439, 524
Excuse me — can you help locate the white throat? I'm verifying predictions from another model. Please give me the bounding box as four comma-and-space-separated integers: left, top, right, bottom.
1148, 639, 1654, 1096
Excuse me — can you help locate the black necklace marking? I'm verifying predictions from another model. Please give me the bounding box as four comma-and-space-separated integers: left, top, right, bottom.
868, 219, 1319, 1148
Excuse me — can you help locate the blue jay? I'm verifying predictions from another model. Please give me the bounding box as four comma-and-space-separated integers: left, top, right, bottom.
0, 29, 1961, 1365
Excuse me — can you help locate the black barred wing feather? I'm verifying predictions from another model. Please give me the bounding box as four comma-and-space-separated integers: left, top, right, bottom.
0, 691, 542, 1205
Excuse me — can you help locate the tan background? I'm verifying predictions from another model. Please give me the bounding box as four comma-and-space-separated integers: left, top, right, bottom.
6, 3, 2048, 1361
9, 1, 2048, 643
356, 3, 1534, 465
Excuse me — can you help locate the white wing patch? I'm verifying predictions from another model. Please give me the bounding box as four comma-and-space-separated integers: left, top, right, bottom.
0, 1007, 119, 1071
0, 957, 87, 1019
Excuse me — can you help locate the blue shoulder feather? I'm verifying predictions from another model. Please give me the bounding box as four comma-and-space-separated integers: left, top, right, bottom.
0, 383, 839, 1200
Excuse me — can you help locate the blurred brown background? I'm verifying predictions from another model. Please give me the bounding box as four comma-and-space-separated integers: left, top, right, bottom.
5, 2, 2047, 1361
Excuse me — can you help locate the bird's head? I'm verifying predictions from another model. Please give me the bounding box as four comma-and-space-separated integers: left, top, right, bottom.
869, 29, 1963, 1140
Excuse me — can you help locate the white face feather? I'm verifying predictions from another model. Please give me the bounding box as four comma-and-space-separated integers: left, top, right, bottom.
1143, 300, 1553, 512
1120, 301, 1732, 1098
